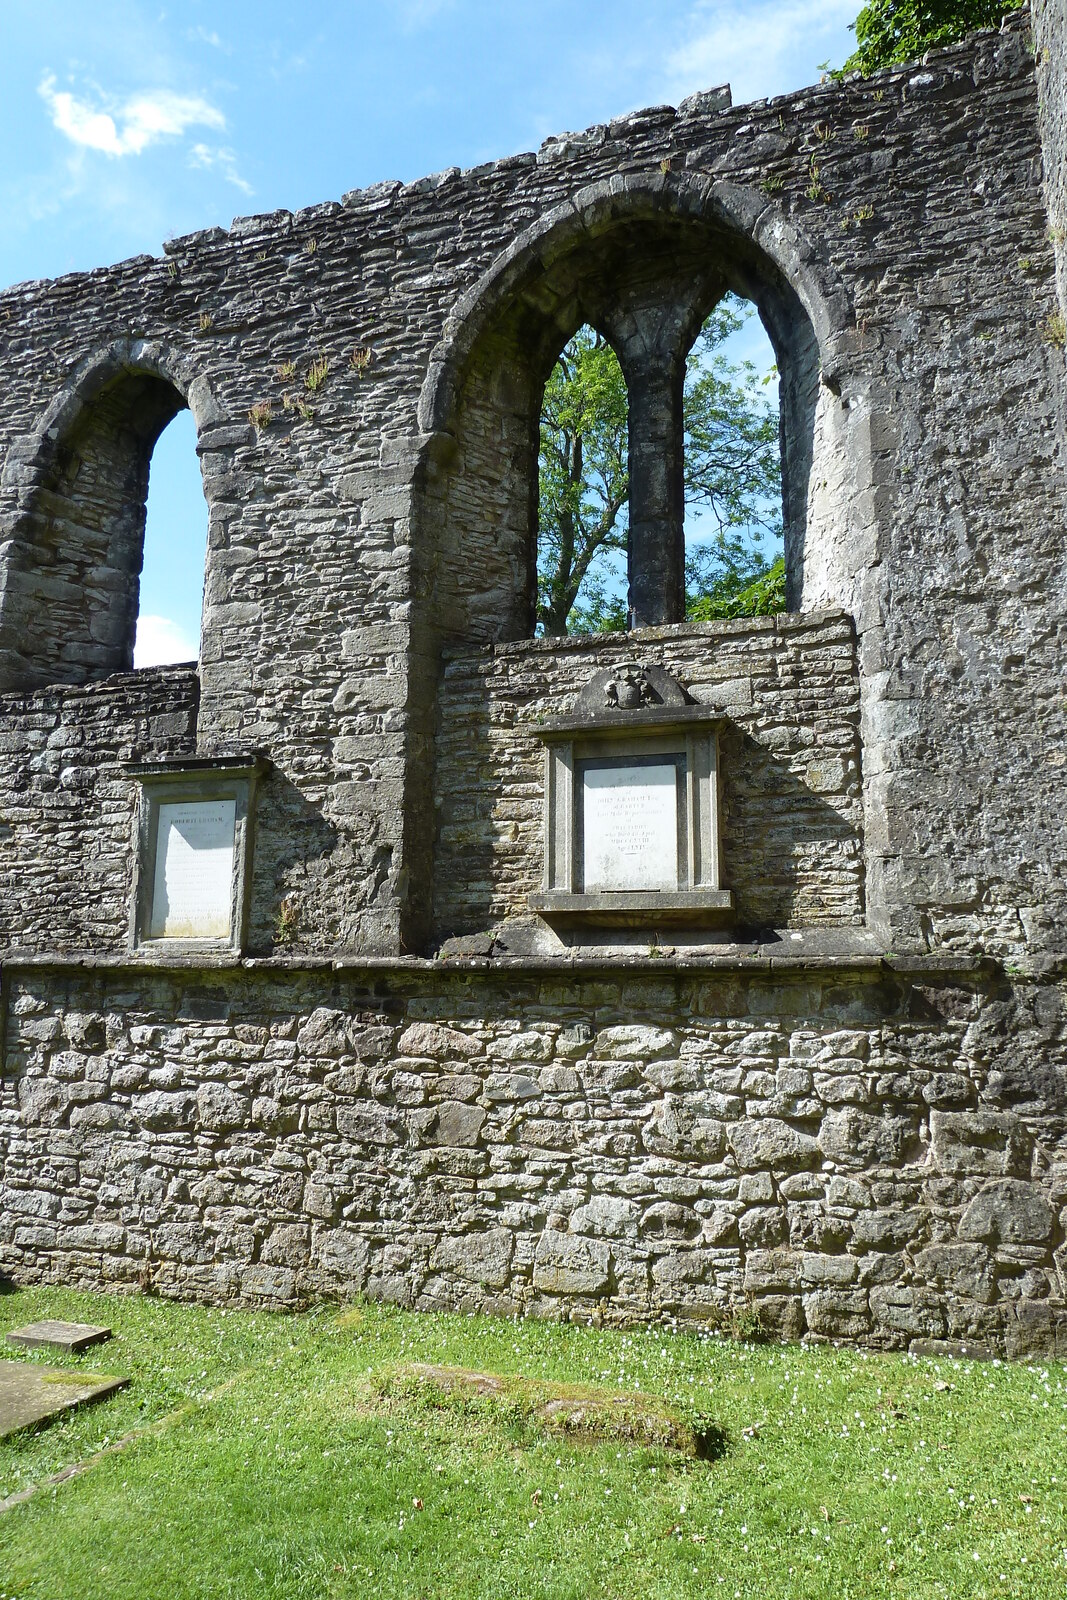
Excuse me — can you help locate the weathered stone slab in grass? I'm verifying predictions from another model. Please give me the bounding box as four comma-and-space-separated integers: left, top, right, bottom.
6, 1320, 112, 1355
374, 1363, 724, 1458
0, 1361, 128, 1439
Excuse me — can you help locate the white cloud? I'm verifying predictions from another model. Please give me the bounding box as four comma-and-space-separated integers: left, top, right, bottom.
188, 143, 254, 196
391, 0, 454, 30
134, 614, 198, 668
38, 74, 225, 158
187, 25, 226, 49
662, 0, 856, 106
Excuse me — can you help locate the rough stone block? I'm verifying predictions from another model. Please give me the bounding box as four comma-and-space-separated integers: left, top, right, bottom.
135, 1091, 195, 1131
594, 1026, 677, 1060
645, 1102, 725, 1160
197, 1084, 251, 1133
533, 1232, 610, 1296
398, 1023, 481, 1061
494, 1032, 553, 1063
432, 1101, 487, 1147
802, 1290, 870, 1339
819, 1108, 912, 1170
432, 1227, 514, 1288
570, 1195, 638, 1238
729, 1118, 819, 1171
915, 1242, 997, 1304
958, 1180, 1055, 1245
929, 1110, 1029, 1177
869, 1286, 945, 1338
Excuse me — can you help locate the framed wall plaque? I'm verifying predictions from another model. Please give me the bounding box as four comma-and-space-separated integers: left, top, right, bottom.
128, 755, 266, 954
528, 665, 733, 927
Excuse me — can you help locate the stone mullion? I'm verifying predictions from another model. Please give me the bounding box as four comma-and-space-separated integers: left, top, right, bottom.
622, 354, 687, 628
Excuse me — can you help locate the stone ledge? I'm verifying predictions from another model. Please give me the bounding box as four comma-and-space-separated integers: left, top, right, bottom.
0, 948, 1031, 979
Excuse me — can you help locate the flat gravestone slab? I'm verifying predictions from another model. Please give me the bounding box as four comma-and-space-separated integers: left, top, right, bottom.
0, 1360, 128, 1439
6, 1320, 112, 1354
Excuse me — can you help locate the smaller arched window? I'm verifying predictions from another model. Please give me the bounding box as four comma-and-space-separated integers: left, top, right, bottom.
0, 366, 209, 689
134, 408, 208, 667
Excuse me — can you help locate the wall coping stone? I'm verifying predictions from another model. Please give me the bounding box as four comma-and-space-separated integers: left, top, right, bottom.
440, 609, 854, 662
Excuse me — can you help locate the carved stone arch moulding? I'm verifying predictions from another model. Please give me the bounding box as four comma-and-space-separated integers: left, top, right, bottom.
416, 172, 856, 442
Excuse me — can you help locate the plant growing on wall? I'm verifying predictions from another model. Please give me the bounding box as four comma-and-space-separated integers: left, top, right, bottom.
841, 0, 1026, 74
537, 296, 783, 635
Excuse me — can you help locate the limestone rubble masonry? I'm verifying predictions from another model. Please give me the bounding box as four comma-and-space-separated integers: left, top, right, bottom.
0, 12, 1065, 1354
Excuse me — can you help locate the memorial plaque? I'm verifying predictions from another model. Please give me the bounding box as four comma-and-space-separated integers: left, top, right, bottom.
581, 761, 679, 892
148, 798, 237, 939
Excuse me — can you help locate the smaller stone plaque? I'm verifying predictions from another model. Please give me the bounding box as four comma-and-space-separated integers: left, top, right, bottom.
6, 1320, 112, 1354
581, 761, 679, 892
149, 798, 236, 940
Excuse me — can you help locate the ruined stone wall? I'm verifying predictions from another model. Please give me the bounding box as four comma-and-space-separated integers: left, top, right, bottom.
435, 613, 863, 937
1035, 0, 1067, 316
0, 17, 1062, 958
0, 668, 198, 951
0, 18, 1066, 1355
2, 959, 1064, 1359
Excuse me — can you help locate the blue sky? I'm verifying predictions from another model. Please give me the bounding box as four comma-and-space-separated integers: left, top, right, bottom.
1, 0, 859, 660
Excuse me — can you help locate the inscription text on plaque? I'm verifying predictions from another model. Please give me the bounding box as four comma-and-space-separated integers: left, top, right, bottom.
581, 762, 678, 892
148, 800, 237, 940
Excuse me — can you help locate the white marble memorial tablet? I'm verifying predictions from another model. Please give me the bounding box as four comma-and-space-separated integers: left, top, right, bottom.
581, 762, 678, 892
148, 799, 237, 939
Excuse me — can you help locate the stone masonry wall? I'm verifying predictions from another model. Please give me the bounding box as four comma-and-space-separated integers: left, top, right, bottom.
0, 17, 1066, 1358
0, 668, 198, 951
1035, 0, 1067, 316
0, 17, 1062, 958
2, 960, 1064, 1359
435, 612, 863, 938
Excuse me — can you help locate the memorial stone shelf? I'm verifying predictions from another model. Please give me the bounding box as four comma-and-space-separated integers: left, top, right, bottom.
528, 665, 734, 929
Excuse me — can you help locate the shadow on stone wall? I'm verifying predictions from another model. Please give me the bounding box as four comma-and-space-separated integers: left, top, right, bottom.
718, 724, 864, 932
247, 768, 341, 956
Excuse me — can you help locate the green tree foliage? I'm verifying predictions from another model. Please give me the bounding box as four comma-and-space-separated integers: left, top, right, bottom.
536, 296, 784, 635
682, 298, 783, 623
537, 332, 629, 636
841, 0, 1025, 75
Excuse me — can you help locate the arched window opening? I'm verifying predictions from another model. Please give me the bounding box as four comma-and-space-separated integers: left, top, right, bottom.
134, 408, 207, 668
536, 326, 629, 635
0, 367, 204, 690
683, 294, 785, 621
534, 297, 785, 637
423, 185, 827, 651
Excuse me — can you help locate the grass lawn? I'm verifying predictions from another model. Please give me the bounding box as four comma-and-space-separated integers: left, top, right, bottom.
0, 1287, 1064, 1599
